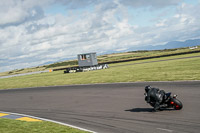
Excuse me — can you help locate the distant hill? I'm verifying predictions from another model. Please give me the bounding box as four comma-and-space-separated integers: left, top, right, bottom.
132, 39, 200, 51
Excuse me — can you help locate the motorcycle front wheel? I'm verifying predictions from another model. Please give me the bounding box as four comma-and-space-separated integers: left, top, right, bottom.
171, 98, 183, 110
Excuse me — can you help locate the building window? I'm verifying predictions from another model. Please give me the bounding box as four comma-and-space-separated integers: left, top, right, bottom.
81, 54, 90, 60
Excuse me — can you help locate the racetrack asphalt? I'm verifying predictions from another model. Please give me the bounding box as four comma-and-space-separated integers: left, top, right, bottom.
0, 81, 199, 133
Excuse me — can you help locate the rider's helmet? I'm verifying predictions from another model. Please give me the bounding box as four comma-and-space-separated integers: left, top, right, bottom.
145, 85, 151, 93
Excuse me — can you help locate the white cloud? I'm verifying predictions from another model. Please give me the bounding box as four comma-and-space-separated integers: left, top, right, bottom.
0, 0, 200, 72
0, 0, 53, 27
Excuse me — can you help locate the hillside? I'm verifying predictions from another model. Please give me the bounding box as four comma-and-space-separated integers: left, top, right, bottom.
131, 39, 200, 51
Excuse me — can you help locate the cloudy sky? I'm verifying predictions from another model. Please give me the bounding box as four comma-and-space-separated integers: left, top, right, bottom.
0, 0, 200, 72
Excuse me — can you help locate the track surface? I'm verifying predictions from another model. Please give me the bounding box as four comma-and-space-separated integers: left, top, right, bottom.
0, 81, 199, 133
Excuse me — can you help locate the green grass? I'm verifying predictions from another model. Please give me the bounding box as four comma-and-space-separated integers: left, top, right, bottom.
0, 53, 200, 90
0, 118, 90, 133
97, 46, 200, 63
1, 46, 199, 77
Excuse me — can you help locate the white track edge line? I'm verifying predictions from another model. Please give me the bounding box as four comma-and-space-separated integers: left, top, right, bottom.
157, 128, 173, 132
0, 111, 97, 133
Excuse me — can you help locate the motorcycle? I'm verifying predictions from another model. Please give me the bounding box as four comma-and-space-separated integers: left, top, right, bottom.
144, 92, 183, 110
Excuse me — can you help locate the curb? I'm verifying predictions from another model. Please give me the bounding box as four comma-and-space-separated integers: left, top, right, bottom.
0, 112, 41, 122
0, 111, 97, 133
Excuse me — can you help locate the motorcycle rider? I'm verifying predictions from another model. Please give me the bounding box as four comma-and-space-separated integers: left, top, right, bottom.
145, 85, 166, 111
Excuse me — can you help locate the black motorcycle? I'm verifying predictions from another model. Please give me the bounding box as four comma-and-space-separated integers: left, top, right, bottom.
144, 92, 183, 110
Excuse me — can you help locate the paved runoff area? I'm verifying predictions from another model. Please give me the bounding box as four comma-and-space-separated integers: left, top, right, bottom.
0, 112, 41, 122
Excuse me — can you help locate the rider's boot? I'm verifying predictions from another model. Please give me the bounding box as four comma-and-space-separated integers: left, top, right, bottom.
153, 103, 160, 112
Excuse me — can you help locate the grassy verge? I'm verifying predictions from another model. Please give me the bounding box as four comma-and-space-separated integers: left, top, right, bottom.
0, 53, 200, 90
1, 46, 199, 77
0, 118, 90, 133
